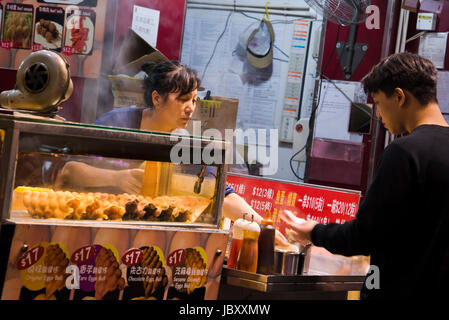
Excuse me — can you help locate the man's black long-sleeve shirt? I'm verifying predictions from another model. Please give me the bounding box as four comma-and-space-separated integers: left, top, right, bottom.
312, 125, 449, 299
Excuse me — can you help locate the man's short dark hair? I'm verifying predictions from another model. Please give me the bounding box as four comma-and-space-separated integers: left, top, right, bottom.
143, 60, 201, 108
362, 52, 438, 105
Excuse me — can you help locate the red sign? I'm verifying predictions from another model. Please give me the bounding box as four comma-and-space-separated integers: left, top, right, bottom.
226, 174, 361, 235
1, 41, 12, 50
166, 249, 186, 267
71, 245, 96, 264
32, 43, 44, 52
17, 246, 45, 270
121, 248, 144, 267
62, 46, 75, 56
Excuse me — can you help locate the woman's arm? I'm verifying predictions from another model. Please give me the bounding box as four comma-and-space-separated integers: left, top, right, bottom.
55, 161, 144, 194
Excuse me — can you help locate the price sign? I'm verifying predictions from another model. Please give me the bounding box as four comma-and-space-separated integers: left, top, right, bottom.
62, 46, 75, 56
227, 174, 361, 235
17, 246, 44, 270
121, 248, 144, 267
32, 43, 43, 52
1, 41, 13, 50
71, 245, 96, 264
166, 249, 186, 267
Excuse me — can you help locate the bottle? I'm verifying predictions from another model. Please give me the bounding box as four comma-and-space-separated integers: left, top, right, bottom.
237, 215, 260, 273
227, 213, 249, 269
257, 218, 275, 274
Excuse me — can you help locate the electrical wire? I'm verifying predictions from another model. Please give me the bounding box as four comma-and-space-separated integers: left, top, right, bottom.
274, 44, 289, 59
201, 7, 297, 80
195, 5, 329, 181
201, 10, 233, 80
289, 24, 341, 181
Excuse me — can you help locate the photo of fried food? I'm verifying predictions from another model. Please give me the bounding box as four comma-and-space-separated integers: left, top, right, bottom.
33, 243, 69, 300
65, 14, 94, 55
3, 12, 32, 48
94, 247, 125, 300
184, 248, 207, 294
35, 19, 62, 48
140, 247, 168, 298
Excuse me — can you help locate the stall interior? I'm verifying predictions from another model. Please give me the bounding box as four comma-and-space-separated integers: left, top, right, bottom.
1, 117, 223, 228
12, 153, 218, 225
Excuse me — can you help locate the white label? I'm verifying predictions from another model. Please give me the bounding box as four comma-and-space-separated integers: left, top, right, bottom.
132, 5, 160, 47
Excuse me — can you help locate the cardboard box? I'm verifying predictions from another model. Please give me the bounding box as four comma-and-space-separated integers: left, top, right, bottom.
113, 28, 168, 76
186, 96, 239, 138
402, 0, 420, 12
108, 75, 145, 108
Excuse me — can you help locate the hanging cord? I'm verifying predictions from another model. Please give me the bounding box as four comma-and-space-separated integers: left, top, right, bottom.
201, 9, 234, 80
289, 24, 341, 181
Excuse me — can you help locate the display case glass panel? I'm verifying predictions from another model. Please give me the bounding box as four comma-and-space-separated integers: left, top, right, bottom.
1, 115, 226, 228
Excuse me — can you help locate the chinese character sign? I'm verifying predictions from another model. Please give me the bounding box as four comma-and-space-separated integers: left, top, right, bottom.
226, 174, 361, 235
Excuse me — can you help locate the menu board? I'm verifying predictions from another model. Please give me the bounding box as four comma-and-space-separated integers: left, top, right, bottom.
226, 174, 361, 235
33, 6, 65, 51
1, 225, 228, 300
38, 0, 97, 7
2, 3, 34, 50
63, 8, 95, 55
0, 0, 106, 78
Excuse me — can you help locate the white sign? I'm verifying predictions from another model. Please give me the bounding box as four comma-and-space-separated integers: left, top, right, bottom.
437, 71, 449, 114
314, 80, 367, 143
131, 5, 160, 47
419, 32, 448, 69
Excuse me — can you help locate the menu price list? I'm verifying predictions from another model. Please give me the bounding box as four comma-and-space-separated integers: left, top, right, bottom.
0, 0, 104, 78
226, 174, 361, 234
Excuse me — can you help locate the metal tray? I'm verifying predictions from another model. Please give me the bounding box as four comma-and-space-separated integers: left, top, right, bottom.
221, 267, 365, 293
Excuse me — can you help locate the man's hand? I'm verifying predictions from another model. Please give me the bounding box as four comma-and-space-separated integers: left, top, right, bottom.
274, 229, 290, 248
280, 210, 317, 246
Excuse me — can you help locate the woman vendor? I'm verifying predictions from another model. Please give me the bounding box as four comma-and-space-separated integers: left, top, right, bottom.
55, 60, 290, 247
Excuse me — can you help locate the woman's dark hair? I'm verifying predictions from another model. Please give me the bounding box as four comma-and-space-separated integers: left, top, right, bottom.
143, 60, 201, 108
362, 52, 438, 105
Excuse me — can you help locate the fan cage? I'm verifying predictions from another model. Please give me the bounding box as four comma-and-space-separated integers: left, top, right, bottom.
305, 0, 371, 25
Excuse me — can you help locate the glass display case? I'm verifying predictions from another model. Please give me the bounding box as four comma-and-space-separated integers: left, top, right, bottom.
0, 114, 229, 301
0, 114, 227, 228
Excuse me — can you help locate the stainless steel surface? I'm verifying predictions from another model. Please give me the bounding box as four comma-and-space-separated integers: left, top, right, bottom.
281, 252, 300, 275
274, 250, 302, 276
221, 267, 365, 293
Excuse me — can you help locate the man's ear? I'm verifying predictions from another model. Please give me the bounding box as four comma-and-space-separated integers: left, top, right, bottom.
394, 88, 406, 108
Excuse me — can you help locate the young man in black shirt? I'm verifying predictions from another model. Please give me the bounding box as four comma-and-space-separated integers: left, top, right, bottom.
282, 52, 449, 299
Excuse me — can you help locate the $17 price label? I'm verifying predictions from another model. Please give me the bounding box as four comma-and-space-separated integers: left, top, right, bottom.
71, 245, 96, 264
121, 248, 144, 267
166, 249, 186, 267
17, 245, 45, 270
